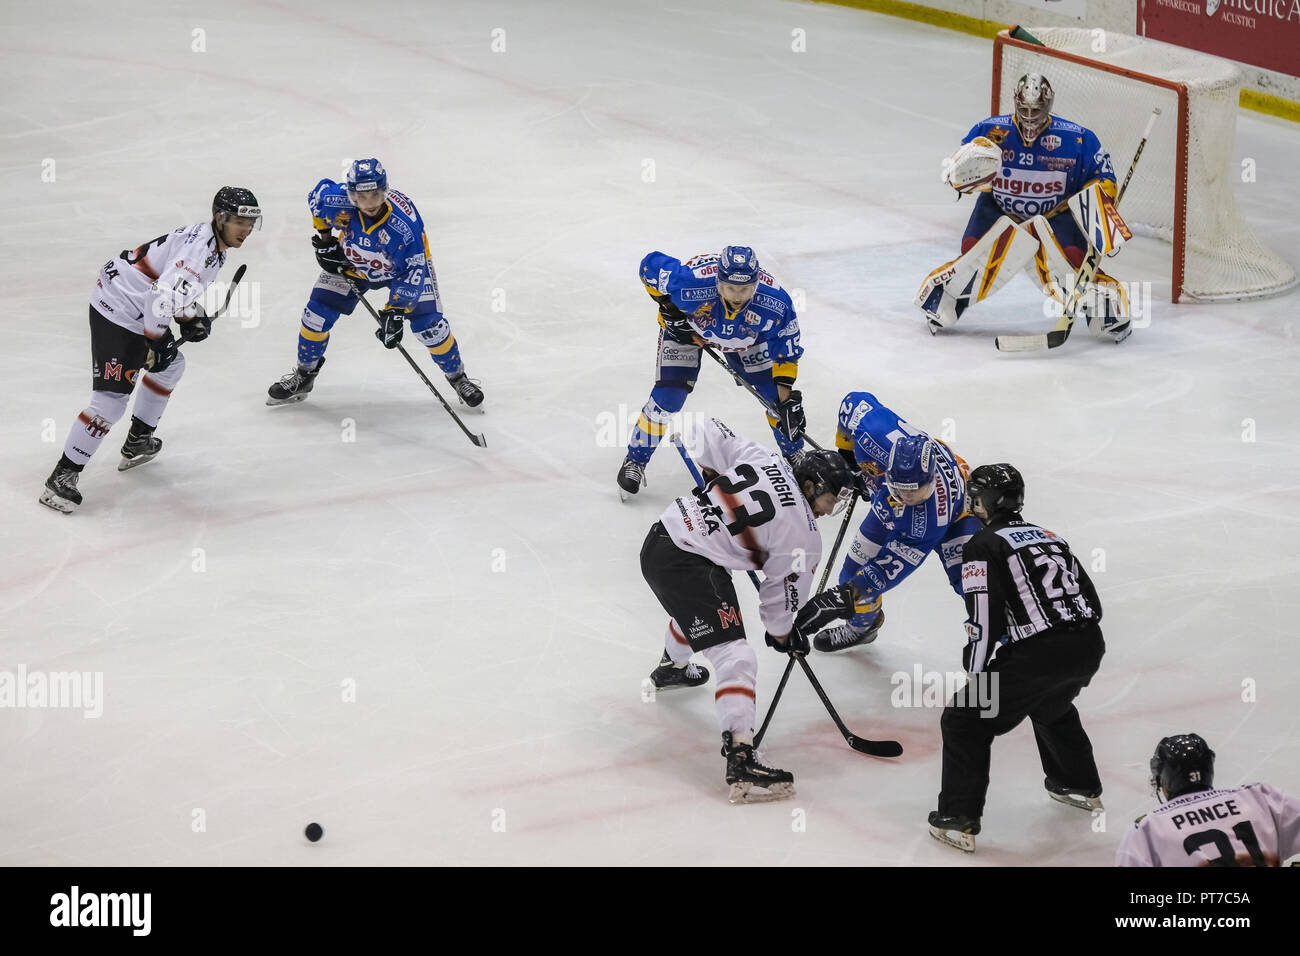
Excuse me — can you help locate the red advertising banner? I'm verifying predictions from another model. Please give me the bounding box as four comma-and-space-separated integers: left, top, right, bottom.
1138, 0, 1300, 77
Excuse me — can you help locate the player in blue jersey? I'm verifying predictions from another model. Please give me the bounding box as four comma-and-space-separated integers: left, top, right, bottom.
916, 73, 1132, 343
266, 159, 483, 407
793, 398, 982, 652
617, 247, 806, 499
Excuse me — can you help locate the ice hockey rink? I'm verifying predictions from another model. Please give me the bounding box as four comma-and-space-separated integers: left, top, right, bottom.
3, 0, 1297, 866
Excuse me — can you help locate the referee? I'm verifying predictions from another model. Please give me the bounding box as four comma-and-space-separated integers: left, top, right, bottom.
928, 464, 1106, 852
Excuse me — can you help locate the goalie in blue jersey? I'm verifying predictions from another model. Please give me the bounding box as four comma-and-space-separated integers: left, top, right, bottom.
917, 73, 1133, 344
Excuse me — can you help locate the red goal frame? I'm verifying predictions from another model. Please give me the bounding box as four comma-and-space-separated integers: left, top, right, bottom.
992, 29, 1190, 303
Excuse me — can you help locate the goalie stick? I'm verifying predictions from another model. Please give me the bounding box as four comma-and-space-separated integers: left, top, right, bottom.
995, 107, 1160, 353
671, 435, 901, 758
346, 277, 487, 448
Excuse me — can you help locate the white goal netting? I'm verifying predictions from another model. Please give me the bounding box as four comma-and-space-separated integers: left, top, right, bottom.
995, 27, 1296, 302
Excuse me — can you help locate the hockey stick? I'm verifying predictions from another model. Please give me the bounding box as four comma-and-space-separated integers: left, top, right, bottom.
671, 434, 760, 591
995, 107, 1160, 353
796, 654, 903, 757
756, 492, 857, 748
346, 277, 486, 448
673, 435, 899, 756
698, 344, 825, 452
177, 264, 246, 343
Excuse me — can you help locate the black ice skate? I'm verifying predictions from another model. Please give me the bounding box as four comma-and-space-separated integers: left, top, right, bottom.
1045, 780, 1104, 812
813, 611, 885, 653
39, 459, 83, 514
266, 358, 325, 406
118, 419, 162, 472
722, 731, 795, 805
648, 651, 709, 690
446, 371, 484, 408
617, 457, 645, 501
928, 810, 980, 853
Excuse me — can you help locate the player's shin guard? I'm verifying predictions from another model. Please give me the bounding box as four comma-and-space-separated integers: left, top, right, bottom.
703, 639, 758, 740
63, 390, 129, 467
626, 391, 684, 466
663, 619, 693, 666
916, 216, 1038, 329
130, 353, 185, 429
764, 410, 803, 458
297, 321, 330, 369
415, 318, 465, 376
848, 592, 883, 631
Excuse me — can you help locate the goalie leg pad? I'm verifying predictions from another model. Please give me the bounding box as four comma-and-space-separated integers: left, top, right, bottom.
1023, 218, 1132, 343
915, 216, 1038, 328
1023, 215, 1081, 302
1083, 269, 1132, 343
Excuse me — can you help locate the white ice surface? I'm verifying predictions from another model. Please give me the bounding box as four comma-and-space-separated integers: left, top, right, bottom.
1, 0, 1297, 866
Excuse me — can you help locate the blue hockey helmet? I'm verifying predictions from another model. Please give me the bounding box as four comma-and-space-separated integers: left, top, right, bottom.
346, 158, 388, 202
885, 435, 936, 505
716, 245, 760, 318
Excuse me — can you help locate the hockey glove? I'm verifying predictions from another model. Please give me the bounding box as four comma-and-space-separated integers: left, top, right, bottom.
659, 301, 698, 346
776, 390, 806, 441
852, 469, 880, 500
312, 234, 349, 275
794, 583, 856, 636
177, 303, 211, 343
375, 307, 406, 349
765, 628, 809, 657
146, 329, 179, 373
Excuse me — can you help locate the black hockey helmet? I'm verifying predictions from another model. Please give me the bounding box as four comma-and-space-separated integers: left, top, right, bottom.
793, 449, 853, 514
1150, 733, 1215, 801
212, 186, 262, 230
966, 463, 1025, 520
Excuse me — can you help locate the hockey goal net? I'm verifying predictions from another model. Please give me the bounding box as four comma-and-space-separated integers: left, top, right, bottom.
992, 26, 1297, 303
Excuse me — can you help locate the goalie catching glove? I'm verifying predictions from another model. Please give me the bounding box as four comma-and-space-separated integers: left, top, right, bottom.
943, 137, 1001, 195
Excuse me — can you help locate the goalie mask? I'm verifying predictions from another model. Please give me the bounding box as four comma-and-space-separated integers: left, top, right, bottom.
1014, 73, 1054, 143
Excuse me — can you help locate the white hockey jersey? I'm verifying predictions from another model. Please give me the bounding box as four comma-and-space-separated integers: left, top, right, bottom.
1116, 782, 1300, 867
90, 222, 228, 340
659, 418, 821, 638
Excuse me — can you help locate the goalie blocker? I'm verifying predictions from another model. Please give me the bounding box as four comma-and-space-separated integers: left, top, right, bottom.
920, 179, 1133, 343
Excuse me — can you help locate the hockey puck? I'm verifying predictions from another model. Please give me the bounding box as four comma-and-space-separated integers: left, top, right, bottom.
304, 822, 323, 843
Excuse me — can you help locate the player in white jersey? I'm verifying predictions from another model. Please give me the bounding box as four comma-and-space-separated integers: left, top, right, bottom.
1117, 734, 1300, 867
639, 418, 854, 803
39, 187, 259, 513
